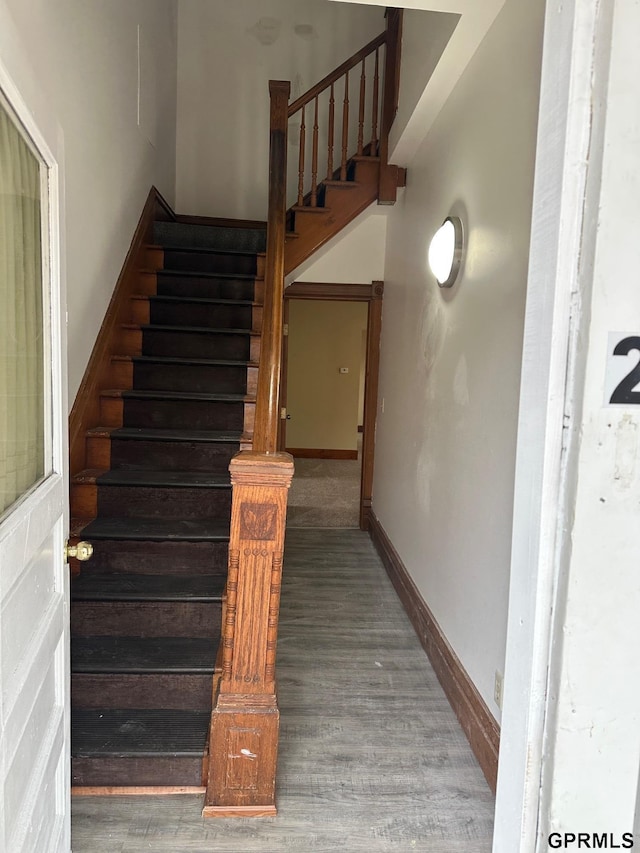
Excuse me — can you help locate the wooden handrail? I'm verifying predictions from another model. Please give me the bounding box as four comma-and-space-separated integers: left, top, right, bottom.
252, 80, 290, 453
204, 86, 292, 820
288, 31, 386, 117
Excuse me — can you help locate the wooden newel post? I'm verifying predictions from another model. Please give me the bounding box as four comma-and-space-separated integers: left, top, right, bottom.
203, 452, 294, 817
204, 78, 294, 817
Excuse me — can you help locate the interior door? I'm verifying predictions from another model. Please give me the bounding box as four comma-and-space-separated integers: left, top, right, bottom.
0, 82, 70, 852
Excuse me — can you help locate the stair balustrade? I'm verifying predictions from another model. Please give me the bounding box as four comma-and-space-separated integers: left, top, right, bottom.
204, 12, 402, 816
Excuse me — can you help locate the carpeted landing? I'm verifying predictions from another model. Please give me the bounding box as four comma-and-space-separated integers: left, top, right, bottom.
286, 454, 362, 528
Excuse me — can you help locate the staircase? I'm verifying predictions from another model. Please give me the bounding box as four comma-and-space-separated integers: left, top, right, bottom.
68, 10, 403, 805
70, 222, 266, 787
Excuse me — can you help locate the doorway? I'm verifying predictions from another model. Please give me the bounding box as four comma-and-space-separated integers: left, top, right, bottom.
0, 77, 70, 851
280, 281, 383, 530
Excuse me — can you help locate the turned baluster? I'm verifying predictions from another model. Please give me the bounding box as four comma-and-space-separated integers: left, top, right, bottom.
357, 58, 366, 156
311, 96, 319, 207
297, 105, 306, 207
340, 71, 349, 181
371, 47, 380, 155
326, 83, 335, 180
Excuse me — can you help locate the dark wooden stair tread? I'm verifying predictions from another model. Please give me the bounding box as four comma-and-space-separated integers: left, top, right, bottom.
153, 243, 258, 259
89, 470, 231, 488
103, 388, 252, 403
72, 572, 225, 602
78, 516, 230, 541
117, 354, 256, 368
153, 221, 266, 254
155, 269, 259, 281
145, 294, 256, 307
138, 322, 260, 337
91, 427, 244, 444
72, 636, 217, 674
72, 708, 210, 756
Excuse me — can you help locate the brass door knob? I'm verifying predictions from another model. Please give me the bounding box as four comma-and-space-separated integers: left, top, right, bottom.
65, 540, 93, 562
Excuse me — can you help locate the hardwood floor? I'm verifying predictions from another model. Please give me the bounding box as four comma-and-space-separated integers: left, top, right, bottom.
71, 529, 494, 852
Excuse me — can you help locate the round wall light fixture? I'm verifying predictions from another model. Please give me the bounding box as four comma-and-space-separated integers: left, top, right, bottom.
428, 216, 464, 288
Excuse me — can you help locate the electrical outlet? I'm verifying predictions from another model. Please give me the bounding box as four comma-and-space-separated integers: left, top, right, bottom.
494, 671, 503, 709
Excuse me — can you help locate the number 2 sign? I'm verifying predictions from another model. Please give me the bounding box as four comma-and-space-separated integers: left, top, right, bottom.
605, 334, 640, 405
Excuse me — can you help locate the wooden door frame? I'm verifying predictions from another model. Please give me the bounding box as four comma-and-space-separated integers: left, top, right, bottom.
280, 280, 383, 531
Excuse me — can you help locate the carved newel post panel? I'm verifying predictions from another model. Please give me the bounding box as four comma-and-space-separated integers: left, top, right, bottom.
203, 451, 294, 817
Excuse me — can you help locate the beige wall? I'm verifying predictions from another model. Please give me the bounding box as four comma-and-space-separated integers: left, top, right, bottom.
2, 0, 178, 407
175, 0, 384, 220
286, 300, 367, 451
372, 0, 545, 718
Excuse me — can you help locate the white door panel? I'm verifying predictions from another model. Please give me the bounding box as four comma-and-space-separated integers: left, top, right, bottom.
0, 63, 69, 853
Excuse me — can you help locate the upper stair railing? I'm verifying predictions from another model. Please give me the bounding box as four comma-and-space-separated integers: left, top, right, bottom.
289, 31, 385, 207
288, 9, 402, 211
204, 11, 402, 818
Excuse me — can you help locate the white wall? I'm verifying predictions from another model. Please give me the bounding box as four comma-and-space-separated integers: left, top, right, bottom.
372, 0, 545, 718
175, 0, 384, 220
391, 9, 459, 149
2, 0, 178, 406
536, 0, 640, 838
295, 210, 387, 284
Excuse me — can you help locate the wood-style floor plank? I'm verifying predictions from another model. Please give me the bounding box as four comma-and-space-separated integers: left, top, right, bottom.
71, 529, 494, 852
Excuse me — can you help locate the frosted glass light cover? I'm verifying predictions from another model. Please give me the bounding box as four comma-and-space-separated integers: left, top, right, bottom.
428, 217, 463, 288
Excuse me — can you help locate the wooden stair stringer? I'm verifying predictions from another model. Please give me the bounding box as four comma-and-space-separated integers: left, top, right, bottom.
284, 158, 380, 276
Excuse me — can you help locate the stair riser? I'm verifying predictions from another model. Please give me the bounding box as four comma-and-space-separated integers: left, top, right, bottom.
162, 249, 256, 276
133, 362, 247, 395
85, 540, 229, 574
154, 222, 266, 255
72, 673, 215, 711
156, 274, 255, 301
142, 328, 251, 361
88, 434, 250, 470
122, 398, 246, 432
96, 484, 232, 520
72, 756, 203, 787
71, 601, 221, 639
149, 301, 257, 331
354, 157, 380, 184
285, 159, 380, 274
110, 439, 239, 474
73, 482, 232, 520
